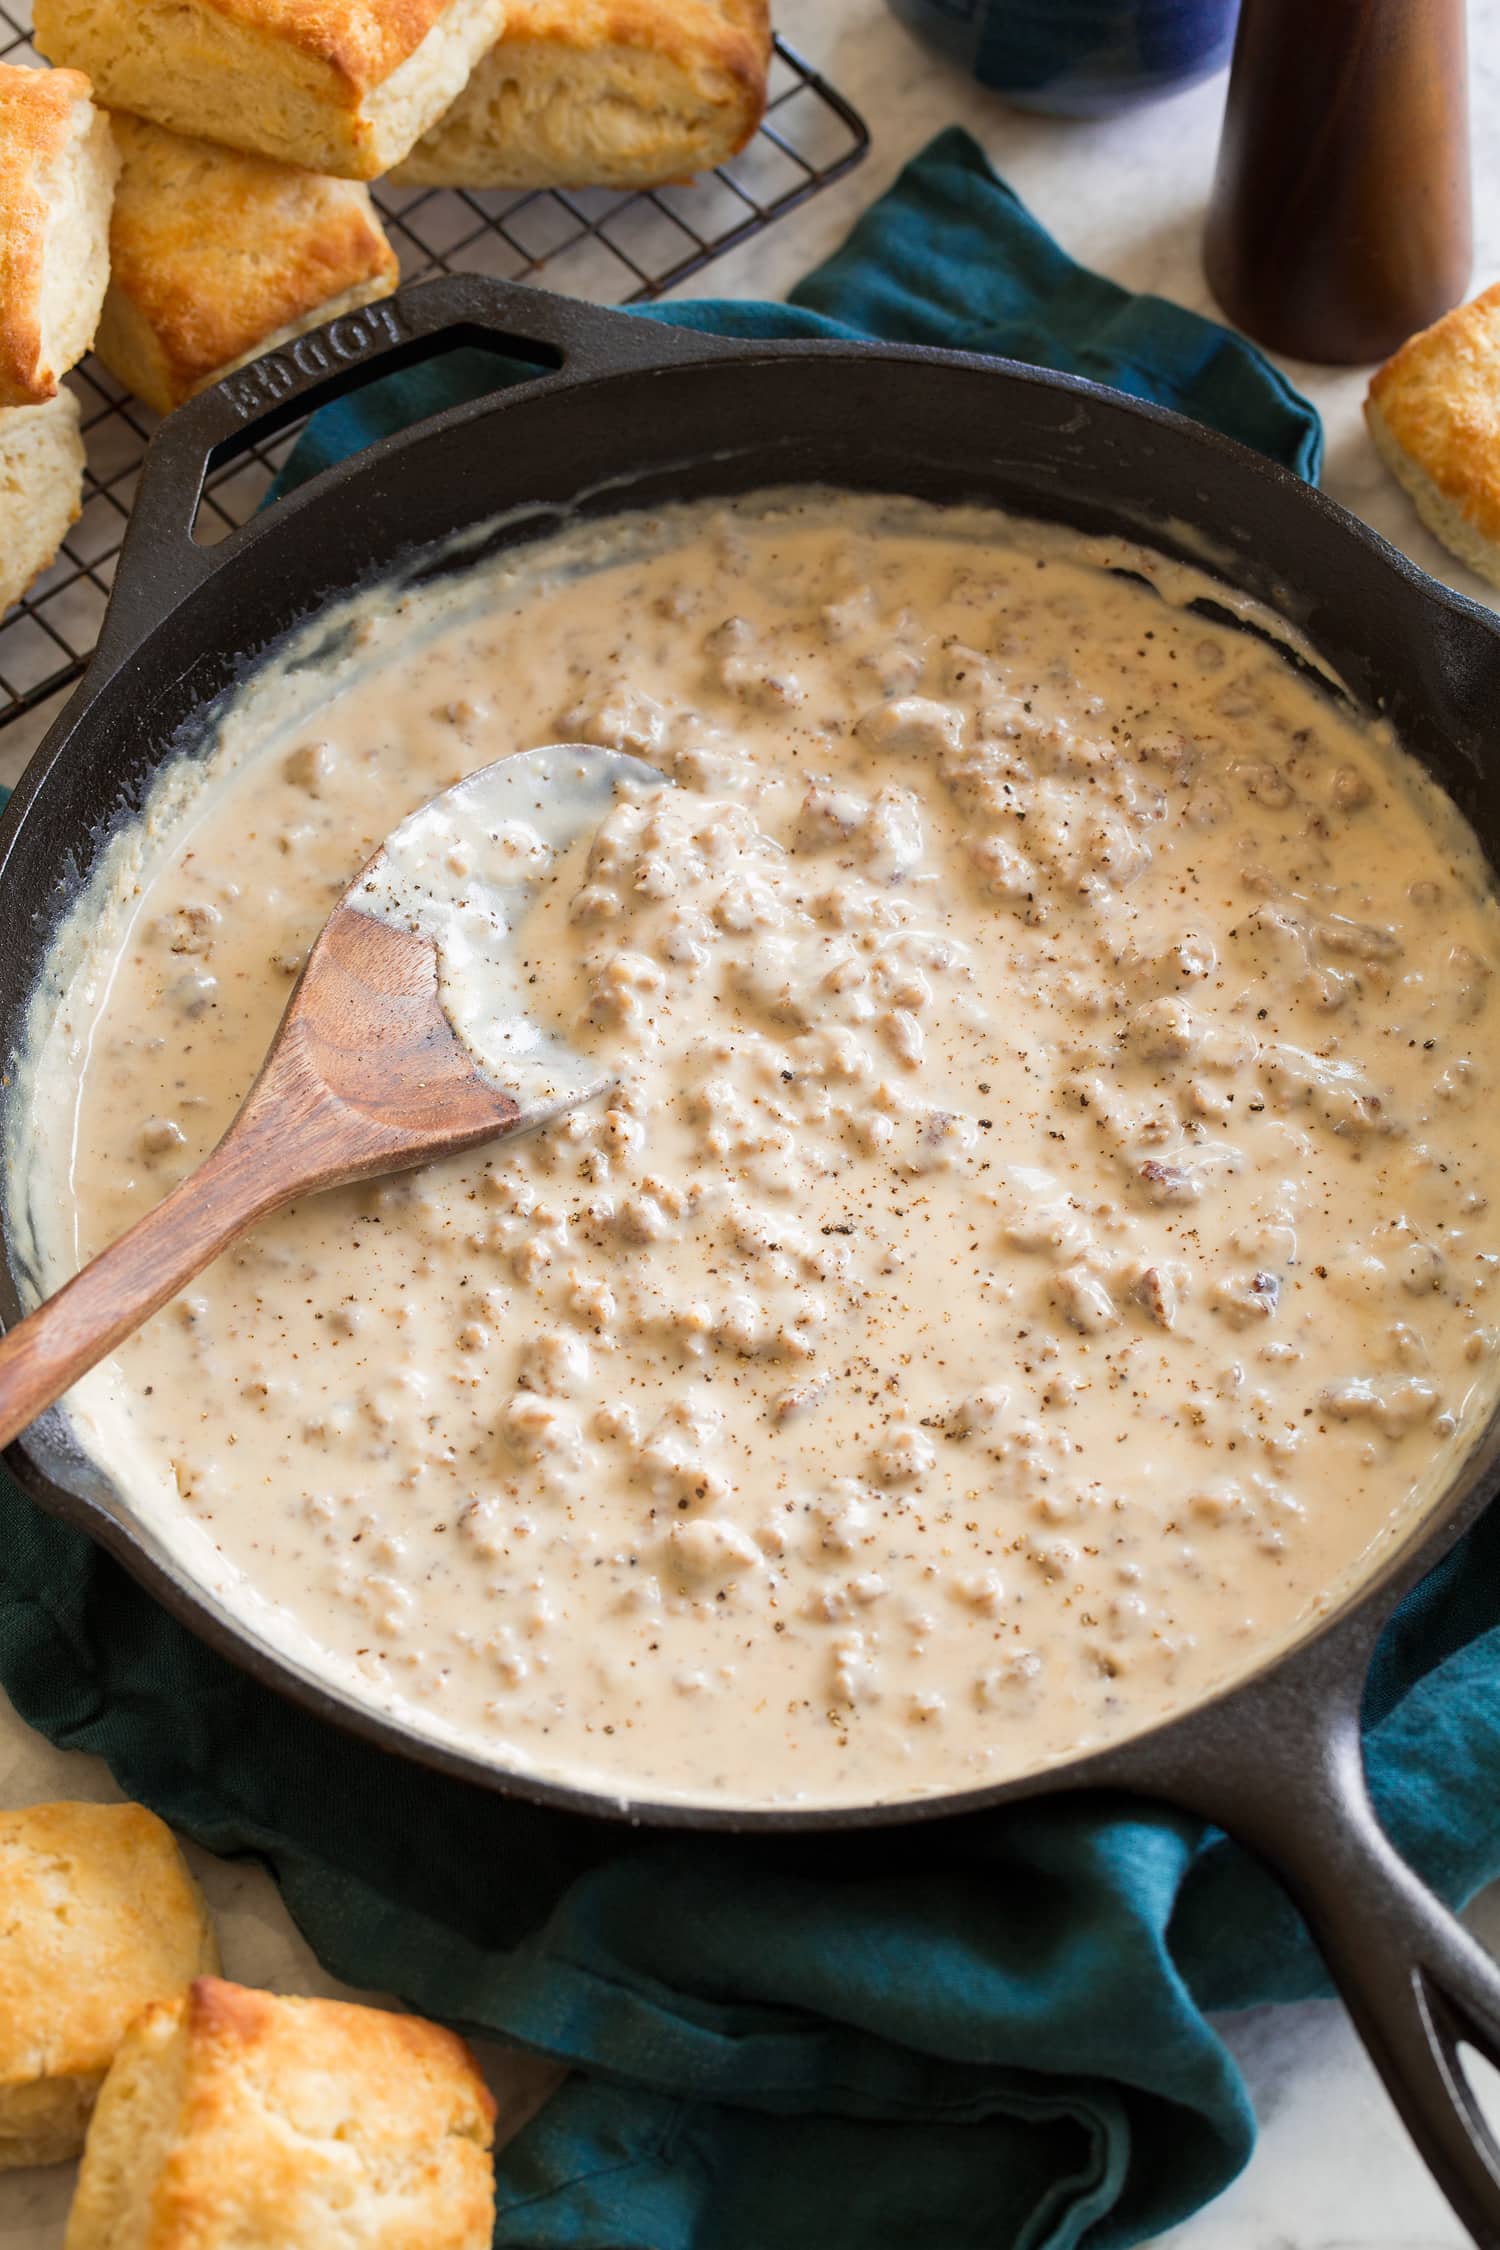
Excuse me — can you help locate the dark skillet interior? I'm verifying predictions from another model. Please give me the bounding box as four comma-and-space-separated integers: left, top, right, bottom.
4, 338, 1500, 1829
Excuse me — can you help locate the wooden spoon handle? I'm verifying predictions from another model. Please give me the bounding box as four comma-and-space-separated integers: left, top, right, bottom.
0, 905, 538, 1456
0, 1121, 290, 1453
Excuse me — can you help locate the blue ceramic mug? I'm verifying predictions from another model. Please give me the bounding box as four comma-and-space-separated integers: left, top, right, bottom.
889, 0, 1241, 115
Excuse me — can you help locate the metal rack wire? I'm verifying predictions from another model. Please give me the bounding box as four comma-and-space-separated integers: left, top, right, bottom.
0, 14, 869, 731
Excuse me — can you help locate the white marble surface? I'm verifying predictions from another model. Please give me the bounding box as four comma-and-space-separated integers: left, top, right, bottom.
5, 4, 1500, 2245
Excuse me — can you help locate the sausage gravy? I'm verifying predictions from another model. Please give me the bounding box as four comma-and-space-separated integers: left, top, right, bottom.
15, 493, 1500, 1808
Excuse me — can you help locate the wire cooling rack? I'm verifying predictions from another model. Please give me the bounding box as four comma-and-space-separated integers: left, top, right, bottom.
0, 16, 869, 735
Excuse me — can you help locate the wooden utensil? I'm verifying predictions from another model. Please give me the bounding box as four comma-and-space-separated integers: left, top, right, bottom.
0, 742, 662, 1450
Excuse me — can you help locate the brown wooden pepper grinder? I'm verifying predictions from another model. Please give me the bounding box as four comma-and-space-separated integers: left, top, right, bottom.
1204, 0, 1472, 365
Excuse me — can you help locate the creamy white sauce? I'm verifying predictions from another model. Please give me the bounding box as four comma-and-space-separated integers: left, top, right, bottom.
15, 492, 1500, 1809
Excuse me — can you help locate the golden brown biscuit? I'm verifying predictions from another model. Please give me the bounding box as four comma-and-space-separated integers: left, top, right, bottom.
0, 62, 118, 406
0, 388, 85, 613
93, 114, 398, 416
32, 0, 508, 179
392, 0, 770, 189
1366, 280, 1500, 590
64, 1977, 498, 2249
0, 1801, 218, 2170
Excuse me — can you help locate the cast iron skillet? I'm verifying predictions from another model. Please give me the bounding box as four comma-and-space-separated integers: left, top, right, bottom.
5, 274, 1500, 2236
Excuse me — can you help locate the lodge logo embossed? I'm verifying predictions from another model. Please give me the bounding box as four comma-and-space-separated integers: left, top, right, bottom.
220, 300, 405, 418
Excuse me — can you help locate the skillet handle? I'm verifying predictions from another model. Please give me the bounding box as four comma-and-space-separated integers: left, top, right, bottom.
1166, 1654, 1500, 2246
94, 275, 726, 669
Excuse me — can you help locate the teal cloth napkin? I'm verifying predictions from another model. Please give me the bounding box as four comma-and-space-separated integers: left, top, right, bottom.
276, 126, 1321, 491
14, 128, 1500, 2250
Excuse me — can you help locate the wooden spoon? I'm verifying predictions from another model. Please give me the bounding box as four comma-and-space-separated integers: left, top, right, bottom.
0, 742, 665, 1450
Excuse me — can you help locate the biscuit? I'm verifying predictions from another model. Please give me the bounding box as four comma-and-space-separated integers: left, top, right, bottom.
1366, 281, 1500, 590
392, 0, 770, 190
32, 0, 508, 180
0, 1801, 217, 2169
0, 387, 85, 616
64, 1977, 497, 2249
93, 114, 398, 416
0, 62, 118, 406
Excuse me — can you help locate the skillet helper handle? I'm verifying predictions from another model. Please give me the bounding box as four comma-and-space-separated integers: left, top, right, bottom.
1173, 1667, 1500, 2246
99, 275, 720, 667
